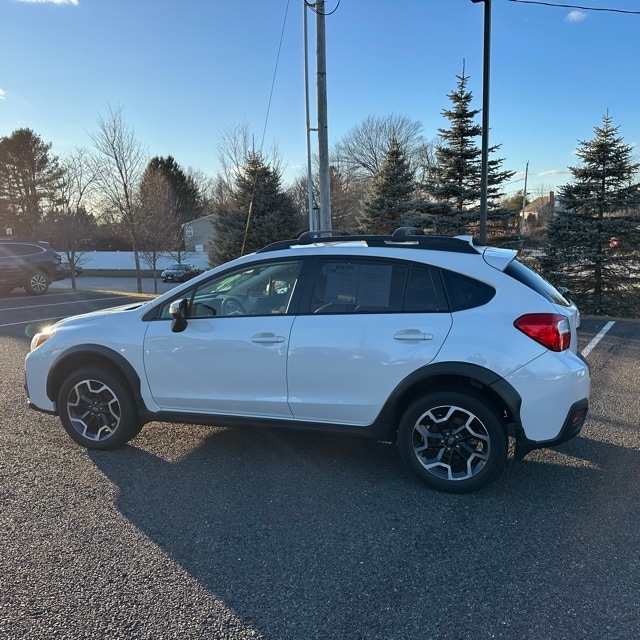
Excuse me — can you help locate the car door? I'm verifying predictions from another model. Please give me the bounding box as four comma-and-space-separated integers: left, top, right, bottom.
143, 258, 304, 417
287, 257, 453, 425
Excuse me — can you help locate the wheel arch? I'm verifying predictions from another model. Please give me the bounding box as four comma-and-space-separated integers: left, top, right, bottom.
47, 345, 149, 420
377, 362, 522, 442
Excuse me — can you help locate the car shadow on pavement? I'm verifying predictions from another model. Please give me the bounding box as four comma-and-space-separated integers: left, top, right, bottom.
89, 426, 640, 640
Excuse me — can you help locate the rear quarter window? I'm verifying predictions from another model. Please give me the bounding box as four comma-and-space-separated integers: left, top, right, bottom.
505, 259, 570, 307
440, 269, 496, 311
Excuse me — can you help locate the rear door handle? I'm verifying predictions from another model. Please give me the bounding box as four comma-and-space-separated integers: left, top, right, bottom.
394, 329, 433, 341
251, 333, 285, 344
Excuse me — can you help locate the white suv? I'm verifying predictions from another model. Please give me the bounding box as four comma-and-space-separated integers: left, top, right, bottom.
25, 228, 590, 493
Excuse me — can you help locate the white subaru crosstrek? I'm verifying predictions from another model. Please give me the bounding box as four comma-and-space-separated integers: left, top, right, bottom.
25, 228, 590, 493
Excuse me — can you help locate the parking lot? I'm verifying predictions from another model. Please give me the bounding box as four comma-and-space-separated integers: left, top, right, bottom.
1, 283, 639, 639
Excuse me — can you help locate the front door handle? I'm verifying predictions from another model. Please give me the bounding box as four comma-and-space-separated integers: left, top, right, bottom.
394, 329, 434, 341
251, 333, 285, 344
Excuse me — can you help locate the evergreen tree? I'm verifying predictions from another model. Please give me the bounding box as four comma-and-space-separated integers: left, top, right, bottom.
146, 156, 203, 224
422, 69, 515, 239
210, 152, 303, 265
544, 113, 640, 316
357, 138, 417, 234
0, 128, 63, 236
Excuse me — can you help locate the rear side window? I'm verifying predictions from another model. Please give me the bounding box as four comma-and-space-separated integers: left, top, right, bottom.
0, 243, 43, 257
403, 265, 449, 312
441, 269, 495, 311
505, 259, 570, 307
311, 259, 407, 313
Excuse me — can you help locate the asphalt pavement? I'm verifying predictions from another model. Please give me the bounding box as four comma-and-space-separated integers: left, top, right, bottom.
49, 275, 180, 296
1, 287, 639, 640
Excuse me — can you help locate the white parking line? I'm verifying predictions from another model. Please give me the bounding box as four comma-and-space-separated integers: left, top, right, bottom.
0, 295, 135, 313
0, 295, 145, 328
581, 321, 615, 357
0, 316, 65, 328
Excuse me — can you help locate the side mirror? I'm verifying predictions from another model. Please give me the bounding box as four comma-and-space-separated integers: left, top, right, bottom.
169, 299, 189, 333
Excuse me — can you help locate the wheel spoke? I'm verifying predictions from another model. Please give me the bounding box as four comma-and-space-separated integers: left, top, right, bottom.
412, 403, 492, 482
66, 378, 120, 442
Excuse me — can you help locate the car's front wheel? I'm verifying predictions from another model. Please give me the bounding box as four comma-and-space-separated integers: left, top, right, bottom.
24, 270, 50, 295
57, 367, 142, 450
397, 389, 507, 493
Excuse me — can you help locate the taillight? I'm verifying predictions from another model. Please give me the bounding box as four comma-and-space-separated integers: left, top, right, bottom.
514, 313, 571, 352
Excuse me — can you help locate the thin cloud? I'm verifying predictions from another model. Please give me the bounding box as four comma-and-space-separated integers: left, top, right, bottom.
0, 89, 6, 101
565, 11, 587, 23
539, 169, 572, 177
17, 0, 79, 5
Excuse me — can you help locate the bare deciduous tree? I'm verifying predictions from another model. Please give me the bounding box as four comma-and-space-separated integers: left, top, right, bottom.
333, 113, 425, 177
138, 169, 177, 293
49, 147, 99, 288
217, 121, 282, 192
90, 105, 148, 292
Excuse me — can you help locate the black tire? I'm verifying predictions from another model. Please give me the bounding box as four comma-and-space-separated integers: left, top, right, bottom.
57, 366, 142, 450
24, 270, 50, 295
397, 389, 507, 493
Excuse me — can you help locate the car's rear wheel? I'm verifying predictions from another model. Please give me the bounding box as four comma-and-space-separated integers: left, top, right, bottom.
398, 389, 507, 493
57, 367, 142, 450
24, 270, 50, 295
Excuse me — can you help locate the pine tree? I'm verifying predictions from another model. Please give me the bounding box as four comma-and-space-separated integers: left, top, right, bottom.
0, 128, 63, 236
210, 152, 303, 265
146, 156, 203, 225
357, 138, 417, 234
422, 69, 515, 239
544, 113, 640, 316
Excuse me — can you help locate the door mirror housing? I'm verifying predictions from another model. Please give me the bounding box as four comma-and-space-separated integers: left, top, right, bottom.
169, 299, 189, 332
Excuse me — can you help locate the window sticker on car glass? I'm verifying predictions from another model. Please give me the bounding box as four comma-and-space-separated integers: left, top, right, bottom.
356, 264, 392, 306
324, 263, 359, 303
323, 262, 392, 307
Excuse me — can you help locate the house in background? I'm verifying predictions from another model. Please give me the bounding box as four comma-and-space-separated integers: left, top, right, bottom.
524, 191, 557, 229
183, 214, 215, 257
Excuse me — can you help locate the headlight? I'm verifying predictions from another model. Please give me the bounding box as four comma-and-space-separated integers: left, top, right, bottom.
30, 328, 56, 351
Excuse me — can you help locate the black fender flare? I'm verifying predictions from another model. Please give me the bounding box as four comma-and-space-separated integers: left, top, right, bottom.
374, 361, 523, 439
47, 344, 150, 420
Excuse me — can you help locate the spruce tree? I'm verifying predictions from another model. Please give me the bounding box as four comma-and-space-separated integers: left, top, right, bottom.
423, 69, 515, 239
357, 138, 416, 234
544, 113, 640, 316
210, 152, 303, 265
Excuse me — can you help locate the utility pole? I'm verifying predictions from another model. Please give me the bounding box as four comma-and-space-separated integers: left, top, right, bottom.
520, 161, 529, 236
471, 0, 491, 244
303, 3, 316, 231
316, 0, 332, 232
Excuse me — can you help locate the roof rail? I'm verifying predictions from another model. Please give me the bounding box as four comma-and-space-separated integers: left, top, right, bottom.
256, 227, 480, 255
298, 229, 349, 244
391, 226, 425, 240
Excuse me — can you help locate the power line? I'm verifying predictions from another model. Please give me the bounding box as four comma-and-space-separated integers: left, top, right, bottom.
304, 0, 341, 17
242, 0, 291, 256
509, 0, 640, 15
260, 0, 291, 151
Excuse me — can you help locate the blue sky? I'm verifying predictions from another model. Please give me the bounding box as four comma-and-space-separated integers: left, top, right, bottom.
1, 0, 639, 198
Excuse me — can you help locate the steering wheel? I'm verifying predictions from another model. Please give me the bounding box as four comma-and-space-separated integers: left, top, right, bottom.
221, 296, 246, 316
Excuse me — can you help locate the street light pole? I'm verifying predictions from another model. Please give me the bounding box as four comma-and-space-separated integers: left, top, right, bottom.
472, 0, 491, 245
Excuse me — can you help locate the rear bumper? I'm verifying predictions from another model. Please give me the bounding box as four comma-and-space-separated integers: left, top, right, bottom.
505, 349, 590, 457
514, 398, 588, 459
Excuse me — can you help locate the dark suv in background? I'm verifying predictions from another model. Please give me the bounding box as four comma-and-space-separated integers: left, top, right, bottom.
0, 239, 65, 295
